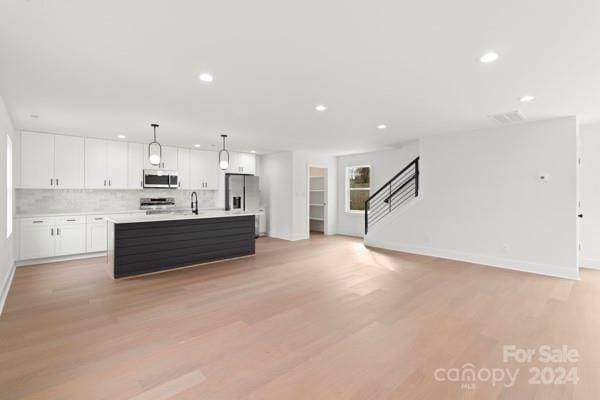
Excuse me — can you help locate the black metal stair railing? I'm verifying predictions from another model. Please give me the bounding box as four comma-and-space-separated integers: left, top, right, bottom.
364, 157, 419, 234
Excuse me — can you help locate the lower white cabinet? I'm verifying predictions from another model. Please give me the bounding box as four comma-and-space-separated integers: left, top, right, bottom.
55, 223, 86, 256
86, 216, 108, 252
19, 216, 85, 259
20, 217, 56, 260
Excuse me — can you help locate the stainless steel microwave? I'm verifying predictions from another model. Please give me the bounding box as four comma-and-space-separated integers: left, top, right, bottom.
143, 170, 179, 188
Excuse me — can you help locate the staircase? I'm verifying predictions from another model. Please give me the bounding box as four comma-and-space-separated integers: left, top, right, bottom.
364, 157, 420, 235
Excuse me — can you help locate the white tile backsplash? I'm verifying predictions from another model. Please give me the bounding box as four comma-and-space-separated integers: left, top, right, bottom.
16, 189, 217, 215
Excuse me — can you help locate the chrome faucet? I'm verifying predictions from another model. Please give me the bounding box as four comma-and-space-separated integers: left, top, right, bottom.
191, 192, 198, 215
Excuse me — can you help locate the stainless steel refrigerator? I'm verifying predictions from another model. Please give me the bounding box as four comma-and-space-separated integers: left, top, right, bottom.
225, 174, 260, 212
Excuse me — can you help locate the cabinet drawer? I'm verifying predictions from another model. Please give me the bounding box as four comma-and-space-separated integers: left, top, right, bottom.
86, 215, 107, 224
56, 215, 85, 225
20, 217, 56, 228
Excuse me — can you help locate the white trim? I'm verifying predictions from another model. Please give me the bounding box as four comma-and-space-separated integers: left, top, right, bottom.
16, 252, 107, 267
0, 261, 16, 315
268, 232, 309, 241
581, 259, 600, 270
364, 239, 580, 280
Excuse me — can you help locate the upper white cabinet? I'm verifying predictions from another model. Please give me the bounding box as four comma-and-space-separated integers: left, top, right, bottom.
144, 145, 178, 170
177, 148, 191, 189
21, 132, 84, 189
228, 152, 256, 175
54, 135, 85, 188
127, 142, 144, 189
106, 141, 128, 189
190, 150, 218, 190
84, 138, 128, 189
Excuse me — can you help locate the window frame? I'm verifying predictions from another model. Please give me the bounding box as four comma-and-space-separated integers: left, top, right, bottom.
345, 165, 371, 214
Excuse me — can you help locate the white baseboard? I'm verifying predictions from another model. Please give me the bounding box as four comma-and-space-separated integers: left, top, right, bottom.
581, 259, 600, 270
364, 238, 580, 280
268, 232, 310, 241
16, 252, 107, 267
0, 261, 16, 315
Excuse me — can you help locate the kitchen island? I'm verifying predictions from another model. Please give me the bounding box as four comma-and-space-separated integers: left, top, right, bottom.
106, 211, 257, 278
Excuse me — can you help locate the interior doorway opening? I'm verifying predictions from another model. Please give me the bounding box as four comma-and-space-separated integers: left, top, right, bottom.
308, 166, 327, 237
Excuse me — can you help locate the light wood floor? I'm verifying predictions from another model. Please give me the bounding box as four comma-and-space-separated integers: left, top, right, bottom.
1, 235, 599, 399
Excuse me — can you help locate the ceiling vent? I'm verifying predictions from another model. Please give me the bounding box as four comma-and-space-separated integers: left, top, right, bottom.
488, 110, 527, 125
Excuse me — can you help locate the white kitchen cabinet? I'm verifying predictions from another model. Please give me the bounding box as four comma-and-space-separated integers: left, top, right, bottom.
19, 217, 56, 259
106, 141, 128, 189
190, 150, 218, 190
85, 138, 128, 189
127, 142, 144, 189
55, 223, 86, 256
53, 135, 85, 188
144, 145, 178, 170
227, 152, 256, 175
21, 132, 54, 189
177, 148, 191, 189
85, 138, 108, 188
87, 219, 107, 252
21, 132, 85, 189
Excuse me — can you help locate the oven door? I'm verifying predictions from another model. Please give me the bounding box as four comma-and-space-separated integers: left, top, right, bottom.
143, 171, 171, 188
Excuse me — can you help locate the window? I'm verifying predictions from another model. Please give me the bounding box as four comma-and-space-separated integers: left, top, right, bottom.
346, 165, 370, 212
6, 134, 12, 238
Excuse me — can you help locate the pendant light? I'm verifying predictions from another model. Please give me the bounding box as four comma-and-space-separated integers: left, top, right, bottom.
218, 134, 230, 170
148, 123, 162, 166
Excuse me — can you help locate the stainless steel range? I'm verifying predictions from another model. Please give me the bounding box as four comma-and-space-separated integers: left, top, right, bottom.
140, 197, 198, 216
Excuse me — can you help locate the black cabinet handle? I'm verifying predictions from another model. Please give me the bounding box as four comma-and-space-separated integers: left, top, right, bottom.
57, 228, 60, 235
50, 178, 53, 186
578, 214, 583, 218
56, 178, 59, 186
51, 228, 54, 236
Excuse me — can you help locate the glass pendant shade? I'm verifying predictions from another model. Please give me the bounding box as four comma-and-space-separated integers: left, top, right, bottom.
148, 123, 162, 166
218, 134, 229, 170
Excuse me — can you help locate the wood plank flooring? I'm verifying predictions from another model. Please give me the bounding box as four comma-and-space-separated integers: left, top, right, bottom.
1, 235, 599, 399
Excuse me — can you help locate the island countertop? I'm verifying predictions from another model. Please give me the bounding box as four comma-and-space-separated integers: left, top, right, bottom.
106, 210, 261, 224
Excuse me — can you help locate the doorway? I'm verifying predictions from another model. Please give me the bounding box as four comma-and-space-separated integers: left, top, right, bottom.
308, 166, 327, 237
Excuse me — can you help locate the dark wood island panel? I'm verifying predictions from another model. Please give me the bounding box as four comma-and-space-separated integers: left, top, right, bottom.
108, 215, 255, 278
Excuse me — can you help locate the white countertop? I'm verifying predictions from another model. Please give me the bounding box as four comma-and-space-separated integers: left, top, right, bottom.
107, 210, 261, 224
16, 208, 225, 218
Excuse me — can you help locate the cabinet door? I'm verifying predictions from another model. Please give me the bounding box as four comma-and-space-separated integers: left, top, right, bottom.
190, 150, 218, 190
86, 222, 107, 252
161, 146, 178, 170
20, 132, 54, 189
201, 151, 219, 189
84, 138, 107, 189
225, 152, 240, 174
106, 141, 128, 189
127, 143, 144, 189
20, 225, 55, 259
55, 224, 86, 256
54, 135, 84, 188
177, 148, 191, 189
237, 153, 256, 175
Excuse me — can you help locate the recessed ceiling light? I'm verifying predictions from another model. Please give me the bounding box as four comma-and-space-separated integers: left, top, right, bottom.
520, 95, 535, 102
377, 124, 387, 130
194, 144, 201, 148
117, 134, 126, 139
198, 73, 214, 83
250, 150, 256, 153
479, 52, 499, 63
315, 104, 327, 112
30, 114, 39, 119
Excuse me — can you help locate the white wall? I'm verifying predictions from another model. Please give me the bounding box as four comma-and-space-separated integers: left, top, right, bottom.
336, 142, 420, 237
260, 151, 294, 240
291, 151, 337, 240
581, 123, 600, 268
0, 96, 17, 313
365, 117, 579, 279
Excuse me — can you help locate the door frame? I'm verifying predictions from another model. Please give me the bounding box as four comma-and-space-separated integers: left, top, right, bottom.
306, 164, 328, 236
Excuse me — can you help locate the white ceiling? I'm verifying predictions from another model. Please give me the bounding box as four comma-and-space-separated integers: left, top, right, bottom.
1, 0, 599, 155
